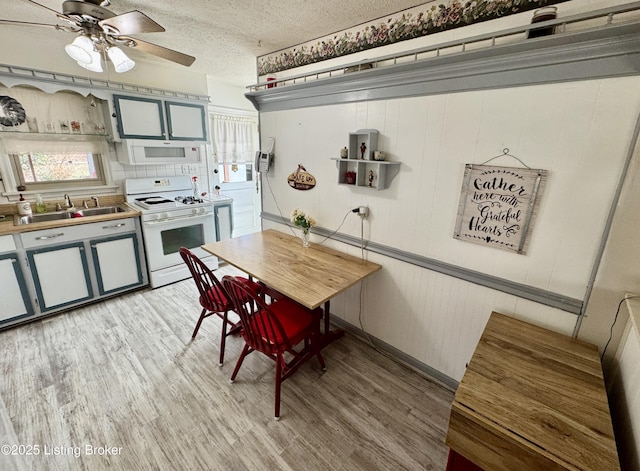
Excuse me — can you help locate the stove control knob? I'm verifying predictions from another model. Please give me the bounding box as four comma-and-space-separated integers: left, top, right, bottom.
192, 209, 198, 215
161, 212, 169, 220
199, 208, 206, 214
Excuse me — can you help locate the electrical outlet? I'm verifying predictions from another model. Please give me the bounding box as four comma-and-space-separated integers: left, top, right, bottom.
358, 205, 369, 218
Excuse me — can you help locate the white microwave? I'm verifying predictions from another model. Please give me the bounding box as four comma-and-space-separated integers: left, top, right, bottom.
116, 139, 201, 165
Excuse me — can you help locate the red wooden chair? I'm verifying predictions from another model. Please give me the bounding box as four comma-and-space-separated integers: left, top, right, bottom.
179, 247, 261, 366
222, 275, 326, 420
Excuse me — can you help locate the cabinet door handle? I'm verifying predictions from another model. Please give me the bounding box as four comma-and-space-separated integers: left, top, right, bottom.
35, 233, 64, 240
102, 223, 126, 229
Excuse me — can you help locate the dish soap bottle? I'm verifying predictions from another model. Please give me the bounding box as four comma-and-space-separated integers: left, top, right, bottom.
17, 194, 32, 216
35, 194, 47, 213
192, 176, 200, 198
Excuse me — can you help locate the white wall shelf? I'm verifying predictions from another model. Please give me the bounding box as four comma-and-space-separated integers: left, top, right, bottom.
245, 3, 640, 112
332, 129, 399, 190
332, 158, 400, 191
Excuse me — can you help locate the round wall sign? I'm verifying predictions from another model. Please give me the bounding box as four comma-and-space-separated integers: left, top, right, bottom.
287, 164, 316, 190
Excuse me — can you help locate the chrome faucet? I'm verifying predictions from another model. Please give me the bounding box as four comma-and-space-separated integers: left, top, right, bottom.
82, 200, 89, 209
64, 194, 74, 209
91, 196, 100, 208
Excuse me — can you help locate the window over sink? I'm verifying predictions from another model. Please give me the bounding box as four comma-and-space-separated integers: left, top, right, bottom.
0, 85, 113, 198
3, 137, 108, 192
10, 149, 106, 190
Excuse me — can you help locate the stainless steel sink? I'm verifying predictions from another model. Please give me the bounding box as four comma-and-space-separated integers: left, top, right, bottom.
74, 206, 127, 217
14, 205, 127, 225
14, 211, 72, 225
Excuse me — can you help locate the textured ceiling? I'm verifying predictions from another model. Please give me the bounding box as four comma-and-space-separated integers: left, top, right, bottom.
0, 0, 428, 85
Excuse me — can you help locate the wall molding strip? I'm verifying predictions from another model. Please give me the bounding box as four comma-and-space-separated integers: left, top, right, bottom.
261, 211, 583, 314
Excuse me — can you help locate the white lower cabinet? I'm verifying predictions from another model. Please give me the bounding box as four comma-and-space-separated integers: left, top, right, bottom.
2, 217, 148, 328
27, 242, 93, 312
91, 233, 143, 295
214, 202, 233, 241
0, 251, 33, 324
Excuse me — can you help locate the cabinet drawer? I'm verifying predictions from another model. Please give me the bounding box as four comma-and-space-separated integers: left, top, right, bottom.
0, 234, 17, 254
21, 218, 137, 248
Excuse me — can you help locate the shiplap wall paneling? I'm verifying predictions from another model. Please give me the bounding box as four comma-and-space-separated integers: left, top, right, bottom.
259, 77, 640, 381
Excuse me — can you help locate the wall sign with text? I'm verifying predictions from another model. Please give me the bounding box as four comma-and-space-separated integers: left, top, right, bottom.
287, 164, 316, 190
453, 164, 547, 254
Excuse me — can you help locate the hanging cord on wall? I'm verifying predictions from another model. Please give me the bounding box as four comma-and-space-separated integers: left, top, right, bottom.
264, 172, 355, 242
601, 295, 640, 360
264, 171, 297, 237
360, 214, 366, 259
316, 210, 351, 245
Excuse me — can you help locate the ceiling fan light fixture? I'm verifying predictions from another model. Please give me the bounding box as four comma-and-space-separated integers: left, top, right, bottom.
107, 46, 135, 73
64, 35, 95, 64
76, 48, 103, 73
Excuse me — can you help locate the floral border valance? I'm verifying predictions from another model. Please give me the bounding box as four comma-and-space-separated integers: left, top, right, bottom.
257, 0, 568, 76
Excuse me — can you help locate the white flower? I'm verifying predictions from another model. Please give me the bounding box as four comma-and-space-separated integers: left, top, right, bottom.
290, 208, 316, 229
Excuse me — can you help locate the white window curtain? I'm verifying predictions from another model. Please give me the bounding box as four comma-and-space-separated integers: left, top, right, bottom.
211, 115, 256, 163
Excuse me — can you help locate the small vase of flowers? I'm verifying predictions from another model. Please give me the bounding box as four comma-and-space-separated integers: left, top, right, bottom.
291, 208, 317, 247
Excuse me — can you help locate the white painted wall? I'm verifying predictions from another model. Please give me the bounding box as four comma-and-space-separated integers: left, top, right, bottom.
259, 76, 640, 382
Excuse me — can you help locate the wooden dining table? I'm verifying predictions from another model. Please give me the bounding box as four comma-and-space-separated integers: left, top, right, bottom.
201, 228, 382, 345
446, 311, 619, 471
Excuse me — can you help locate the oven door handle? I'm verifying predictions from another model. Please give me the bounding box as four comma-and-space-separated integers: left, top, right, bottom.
143, 212, 213, 226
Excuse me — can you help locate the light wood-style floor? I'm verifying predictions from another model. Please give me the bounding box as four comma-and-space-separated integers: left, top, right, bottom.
0, 264, 453, 471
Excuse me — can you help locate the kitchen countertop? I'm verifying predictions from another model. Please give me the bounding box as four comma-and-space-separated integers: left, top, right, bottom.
0, 196, 140, 236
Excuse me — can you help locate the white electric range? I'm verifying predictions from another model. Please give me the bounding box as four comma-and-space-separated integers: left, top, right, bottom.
125, 176, 231, 288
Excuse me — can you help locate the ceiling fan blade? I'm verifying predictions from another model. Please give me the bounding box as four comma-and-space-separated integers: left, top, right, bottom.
0, 18, 62, 30
23, 0, 63, 16
120, 36, 195, 67
99, 11, 165, 35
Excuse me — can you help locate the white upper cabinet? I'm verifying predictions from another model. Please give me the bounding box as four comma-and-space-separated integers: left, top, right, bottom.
114, 95, 165, 139
113, 95, 207, 141
165, 101, 207, 140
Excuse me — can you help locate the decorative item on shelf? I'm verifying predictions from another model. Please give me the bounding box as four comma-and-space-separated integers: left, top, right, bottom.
368, 170, 375, 187
360, 142, 367, 159
345, 170, 356, 184
45, 121, 55, 133
527, 6, 557, 39
291, 208, 317, 248
266, 74, 277, 88
340, 147, 348, 158
0, 96, 26, 127
59, 120, 70, 133
27, 117, 38, 133
373, 150, 385, 161
71, 120, 81, 133
287, 164, 316, 190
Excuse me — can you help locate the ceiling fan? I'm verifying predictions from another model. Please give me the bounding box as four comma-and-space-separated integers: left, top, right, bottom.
0, 0, 195, 73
